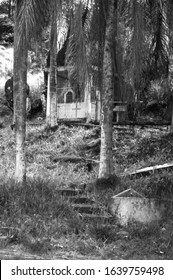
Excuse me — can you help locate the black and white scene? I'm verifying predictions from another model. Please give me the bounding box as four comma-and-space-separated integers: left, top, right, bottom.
0, 0, 173, 261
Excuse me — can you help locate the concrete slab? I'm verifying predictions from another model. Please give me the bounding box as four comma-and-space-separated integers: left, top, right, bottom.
110, 188, 166, 226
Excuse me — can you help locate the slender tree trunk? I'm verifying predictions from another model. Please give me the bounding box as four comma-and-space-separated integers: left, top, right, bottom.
171, 113, 173, 133
46, 72, 51, 124
13, 8, 17, 126
99, 0, 117, 178
8, 0, 12, 18
13, 4, 27, 186
170, 95, 173, 132
48, 1, 58, 127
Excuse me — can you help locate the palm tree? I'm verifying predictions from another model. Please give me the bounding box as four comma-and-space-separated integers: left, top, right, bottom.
65, 0, 116, 178
66, 0, 117, 178
13, 0, 49, 185
66, 0, 173, 179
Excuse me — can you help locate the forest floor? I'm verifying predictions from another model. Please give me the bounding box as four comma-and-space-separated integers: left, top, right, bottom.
0, 105, 173, 260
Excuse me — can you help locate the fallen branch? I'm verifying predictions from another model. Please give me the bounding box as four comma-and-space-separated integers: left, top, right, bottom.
51, 155, 99, 163
127, 162, 173, 178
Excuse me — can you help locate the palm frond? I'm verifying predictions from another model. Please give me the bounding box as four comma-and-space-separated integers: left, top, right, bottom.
65, 1, 90, 95
122, 0, 147, 94
87, 0, 107, 96
149, 0, 169, 78
15, 0, 50, 48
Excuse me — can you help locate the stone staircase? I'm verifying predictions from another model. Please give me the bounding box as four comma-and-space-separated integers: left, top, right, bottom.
114, 125, 135, 140
114, 124, 170, 140
0, 186, 114, 259
58, 186, 113, 226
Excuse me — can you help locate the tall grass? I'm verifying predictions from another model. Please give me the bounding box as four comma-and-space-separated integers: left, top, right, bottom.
0, 177, 85, 253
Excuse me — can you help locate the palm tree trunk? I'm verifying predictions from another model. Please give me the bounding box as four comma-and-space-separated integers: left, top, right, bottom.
99, 0, 117, 178
49, 1, 58, 127
8, 0, 12, 18
13, 4, 27, 185
170, 95, 173, 132
46, 72, 51, 124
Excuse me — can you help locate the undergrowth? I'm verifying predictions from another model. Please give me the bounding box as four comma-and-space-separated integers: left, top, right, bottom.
1, 113, 173, 258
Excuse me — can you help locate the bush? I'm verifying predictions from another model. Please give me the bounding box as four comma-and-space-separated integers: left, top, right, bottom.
123, 170, 173, 200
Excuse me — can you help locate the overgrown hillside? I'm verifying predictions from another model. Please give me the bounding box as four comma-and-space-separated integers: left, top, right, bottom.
0, 110, 173, 259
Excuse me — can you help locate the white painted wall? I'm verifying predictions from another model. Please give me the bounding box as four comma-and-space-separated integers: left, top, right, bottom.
57, 100, 101, 121
57, 102, 87, 119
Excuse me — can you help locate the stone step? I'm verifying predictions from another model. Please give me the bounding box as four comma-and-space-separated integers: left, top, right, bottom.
58, 189, 113, 225
80, 213, 113, 224
70, 196, 95, 204
115, 131, 134, 136
115, 127, 134, 131
72, 203, 101, 214
115, 132, 132, 135
115, 129, 134, 132
114, 126, 134, 131
116, 136, 134, 140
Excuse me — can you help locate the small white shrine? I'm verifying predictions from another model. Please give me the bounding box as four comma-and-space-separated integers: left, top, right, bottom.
46, 66, 127, 123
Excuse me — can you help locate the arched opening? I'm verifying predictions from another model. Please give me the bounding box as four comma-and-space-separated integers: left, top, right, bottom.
64, 89, 74, 103
66, 91, 73, 103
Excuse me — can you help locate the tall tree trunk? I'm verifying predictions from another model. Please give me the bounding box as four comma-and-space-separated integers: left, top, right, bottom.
8, 0, 12, 18
99, 0, 117, 178
46, 72, 51, 124
170, 95, 173, 132
13, 4, 27, 186
47, 0, 58, 127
